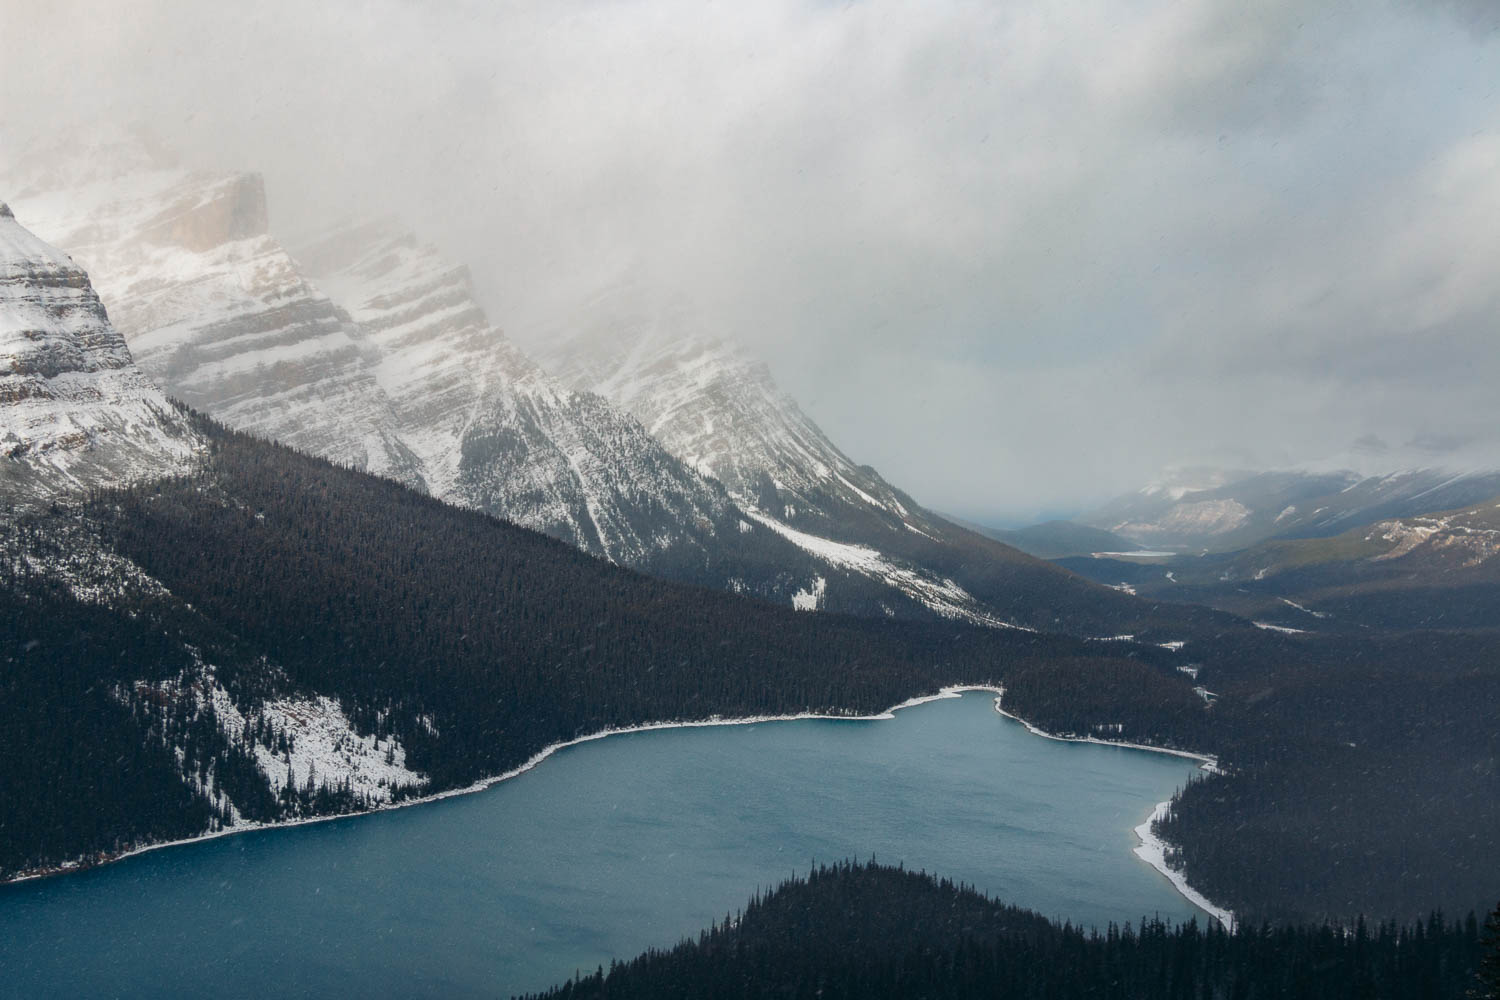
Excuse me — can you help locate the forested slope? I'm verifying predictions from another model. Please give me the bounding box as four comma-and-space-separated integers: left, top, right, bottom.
1151, 628, 1500, 924
6, 415, 1498, 929
1, 415, 1193, 879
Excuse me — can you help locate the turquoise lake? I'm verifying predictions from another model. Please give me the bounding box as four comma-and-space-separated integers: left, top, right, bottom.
0, 691, 1207, 998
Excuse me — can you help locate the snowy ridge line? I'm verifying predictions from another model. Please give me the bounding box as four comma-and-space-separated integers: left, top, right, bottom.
987, 690, 1233, 931
2, 685, 1000, 886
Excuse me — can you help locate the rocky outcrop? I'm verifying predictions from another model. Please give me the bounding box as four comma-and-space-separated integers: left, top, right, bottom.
531, 284, 948, 544
0, 202, 201, 503
525, 282, 1170, 633
4, 140, 425, 490
141, 172, 268, 252
296, 220, 753, 566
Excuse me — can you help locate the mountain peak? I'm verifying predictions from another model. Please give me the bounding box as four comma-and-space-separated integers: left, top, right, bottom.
0, 209, 202, 503
142, 171, 268, 251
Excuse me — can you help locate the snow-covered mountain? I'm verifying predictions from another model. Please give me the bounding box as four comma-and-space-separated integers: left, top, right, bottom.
3, 139, 833, 606
290, 224, 1167, 631
5, 135, 1219, 634
6, 139, 741, 562
525, 282, 1214, 635
1083, 467, 1500, 552
534, 286, 939, 539
0, 201, 200, 504
4, 129, 426, 489
292, 220, 748, 566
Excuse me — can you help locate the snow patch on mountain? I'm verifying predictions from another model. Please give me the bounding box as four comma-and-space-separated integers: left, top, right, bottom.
250, 695, 425, 803
131, 664, 426, 812
1367, 512, 1500, 565
6, 517, 170, 607
745, 509, 1027, 629
1274, 597, 1328, 619
792, 575, 826, 611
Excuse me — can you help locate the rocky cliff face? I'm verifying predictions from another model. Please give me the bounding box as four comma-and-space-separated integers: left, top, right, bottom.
5, 137, 425, 489
528, 285, 1107, 629
295, 220, 765, 567
5, 137, 1182, 634
0, 202, 201, 503
533, 289, 935, 542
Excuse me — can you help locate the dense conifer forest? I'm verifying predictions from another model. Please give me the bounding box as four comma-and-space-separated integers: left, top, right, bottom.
0, 417, 1180, 879
3, 415, 1498, 930
997, 621, 1500, 923
523, 862, 1494, 1000
1155, 629, 1500, 924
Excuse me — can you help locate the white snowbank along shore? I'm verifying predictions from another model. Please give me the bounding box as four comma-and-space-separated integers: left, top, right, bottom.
1134, 801, 1236, 931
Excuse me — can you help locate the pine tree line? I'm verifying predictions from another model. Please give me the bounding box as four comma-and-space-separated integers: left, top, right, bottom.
523, 861, 1495, 1000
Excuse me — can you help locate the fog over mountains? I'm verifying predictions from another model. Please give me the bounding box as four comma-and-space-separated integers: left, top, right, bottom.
4, 0, 1497, 519
8, 132, 1205, 636
7, 124, 1493, 634
7, 9, 1500, 998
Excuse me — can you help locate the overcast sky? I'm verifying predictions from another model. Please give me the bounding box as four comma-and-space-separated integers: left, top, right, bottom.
3, 0, 1497, 522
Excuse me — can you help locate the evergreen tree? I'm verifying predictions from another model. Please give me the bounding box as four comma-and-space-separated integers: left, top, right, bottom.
1476, 902, 1500, 1000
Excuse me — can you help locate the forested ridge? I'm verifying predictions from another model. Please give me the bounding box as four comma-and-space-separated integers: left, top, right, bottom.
0, 416, 1189, 879
84, 420, 1161, 788
3, 415, 1498, 931
1002, 626, 1500, 924
523, 862, 1495, 1000
1150, 628, 1500, 924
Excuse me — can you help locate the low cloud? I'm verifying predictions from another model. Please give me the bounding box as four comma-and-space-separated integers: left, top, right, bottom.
3, 0, 1496, 520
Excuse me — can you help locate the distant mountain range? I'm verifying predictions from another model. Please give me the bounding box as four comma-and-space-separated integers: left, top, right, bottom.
1060, 489, 1500, 633
1080, 466, 1500, 553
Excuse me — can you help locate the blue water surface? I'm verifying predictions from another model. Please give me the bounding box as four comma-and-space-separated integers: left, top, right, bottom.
0, 691, 1205, 998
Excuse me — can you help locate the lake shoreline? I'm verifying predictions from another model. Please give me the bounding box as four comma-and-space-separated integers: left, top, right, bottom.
1134, 800, 1236, 931
4, 683, 1235, 933
988, 691, 1235, 931
1, 685, 1000, 887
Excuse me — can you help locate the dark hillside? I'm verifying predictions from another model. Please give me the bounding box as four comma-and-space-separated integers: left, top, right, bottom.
1, 416, 1196, 877
5, 416, 1496, 928
523, 861, 1485, 1000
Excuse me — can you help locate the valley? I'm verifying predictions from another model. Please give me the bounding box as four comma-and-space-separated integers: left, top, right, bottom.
3, 34, 1499, 993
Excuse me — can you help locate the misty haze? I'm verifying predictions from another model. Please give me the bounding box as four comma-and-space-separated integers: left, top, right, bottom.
2, 2, 1498, 998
